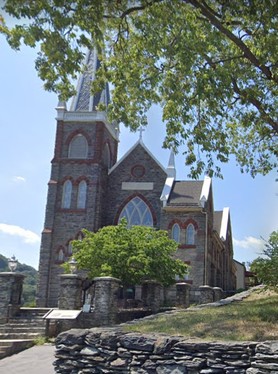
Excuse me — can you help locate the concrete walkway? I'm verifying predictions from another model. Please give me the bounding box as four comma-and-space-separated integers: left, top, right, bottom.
0, 344, 56, 373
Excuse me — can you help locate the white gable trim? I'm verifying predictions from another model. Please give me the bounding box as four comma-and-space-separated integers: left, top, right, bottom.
220, 207, 230, 241
108, 139, 167, 175
199, 176, 211, 207
160, 177, 175, 207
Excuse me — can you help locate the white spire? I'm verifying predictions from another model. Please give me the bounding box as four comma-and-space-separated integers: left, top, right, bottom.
166, 150, 176, 179
160, 150, 176, 207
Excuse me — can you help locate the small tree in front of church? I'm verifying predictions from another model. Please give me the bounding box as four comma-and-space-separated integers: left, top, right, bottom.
250, 230, 278, 290
70, 219, 188, 287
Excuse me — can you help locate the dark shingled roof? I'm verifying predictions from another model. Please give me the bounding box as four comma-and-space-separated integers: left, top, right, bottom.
214, 210, 223, 236
71, 49, 110, 111
167, 180, 203, 207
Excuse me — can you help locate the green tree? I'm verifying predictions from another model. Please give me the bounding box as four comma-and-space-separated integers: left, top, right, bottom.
250, 231, 278, 290
1, 1, 277, 177
70, 219, 188, 286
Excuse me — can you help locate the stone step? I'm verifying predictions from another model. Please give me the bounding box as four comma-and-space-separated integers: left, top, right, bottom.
0, 339, 34, 359
0, 321, 45, 326
3, 319, 46, 325
0, 326, 46, 334
0, 332, 45, 340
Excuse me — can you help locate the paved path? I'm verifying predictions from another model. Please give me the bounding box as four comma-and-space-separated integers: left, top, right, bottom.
0, 344, 56, 373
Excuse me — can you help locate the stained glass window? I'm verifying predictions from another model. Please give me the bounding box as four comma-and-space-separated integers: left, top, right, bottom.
172, 223, 180, 242
186, 223, 195, 245
118, 197, 153, 227
62, 180, 72, 209
77, 180, 87, 209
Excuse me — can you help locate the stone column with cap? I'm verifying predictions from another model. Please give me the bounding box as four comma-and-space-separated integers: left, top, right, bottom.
176, 282, 191, 308
0, 272, 24, 323
59, 274, 84, 310
213, 287, 224, 301
93, 277, 121, 326
199, 285, 214, 304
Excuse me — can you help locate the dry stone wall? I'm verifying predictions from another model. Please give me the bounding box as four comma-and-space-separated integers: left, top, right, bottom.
54, 328, 278, 373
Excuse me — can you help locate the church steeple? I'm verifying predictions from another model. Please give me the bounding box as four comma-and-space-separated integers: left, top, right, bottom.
70, 49, 110, 112
55, 48, 118, 140
38, 48, 119, 307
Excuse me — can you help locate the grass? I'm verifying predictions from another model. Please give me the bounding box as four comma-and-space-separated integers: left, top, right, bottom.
124, 288, 278, 341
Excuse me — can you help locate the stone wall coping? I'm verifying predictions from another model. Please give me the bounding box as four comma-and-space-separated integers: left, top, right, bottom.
176, 282, 192, 287
93, 276, 121, 282
199, 284, 213, 289
0, 272, 25, 278
60, 274, 84, 279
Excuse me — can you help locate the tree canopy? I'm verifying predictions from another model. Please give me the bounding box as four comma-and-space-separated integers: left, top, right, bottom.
69, 219, 188, 286
1, 0, 277, 177
250, 230, 278, 290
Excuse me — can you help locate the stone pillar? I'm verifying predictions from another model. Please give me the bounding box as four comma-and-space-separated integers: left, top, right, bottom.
93, 277, 120, 326
0, 272, 24, 323
213, 287, 223, 301
176, 282, 191, 308
59, 274, 84, 310
141, 280, 162, 312
199, 285, 214, 304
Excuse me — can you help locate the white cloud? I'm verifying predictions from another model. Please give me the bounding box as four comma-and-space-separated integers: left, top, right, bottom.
233, 236, 264, 250
12, 176, 26, 183
0, 223, 40, 244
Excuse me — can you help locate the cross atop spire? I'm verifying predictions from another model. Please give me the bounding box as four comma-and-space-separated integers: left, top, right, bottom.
138, 126, 145, 140
70, 49, 110, 112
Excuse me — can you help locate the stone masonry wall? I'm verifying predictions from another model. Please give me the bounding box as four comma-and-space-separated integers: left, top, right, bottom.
54, 328, 278, 373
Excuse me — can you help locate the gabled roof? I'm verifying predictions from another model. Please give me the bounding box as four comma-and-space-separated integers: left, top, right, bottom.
167, 180, 204, 207
213, 210, 223, 236
108, 139, 167, 175
70, 49, 110, 111
214, 207, 230, 241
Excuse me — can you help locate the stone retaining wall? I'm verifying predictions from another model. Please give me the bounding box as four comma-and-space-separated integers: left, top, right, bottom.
54, 328, 278, 373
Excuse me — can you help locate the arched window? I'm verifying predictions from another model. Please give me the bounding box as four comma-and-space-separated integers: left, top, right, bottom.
57, 248, 65, 262
67, 241, 73, 256
171, 223, 180, 243
118, 196, 153, 227
77, 180, 87, 209
62, 180, 72, 209
68, 134, 88, 158
186, 223, 195, 245
76, 232, 84, 241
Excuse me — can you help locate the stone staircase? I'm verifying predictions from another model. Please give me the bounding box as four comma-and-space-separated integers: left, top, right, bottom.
0, 307, 52, 359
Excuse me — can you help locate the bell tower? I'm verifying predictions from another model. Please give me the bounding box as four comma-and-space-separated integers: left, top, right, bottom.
37, 49, 119, 307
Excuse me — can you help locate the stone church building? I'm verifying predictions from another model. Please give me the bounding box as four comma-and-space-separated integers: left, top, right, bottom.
37, 50, 236, 307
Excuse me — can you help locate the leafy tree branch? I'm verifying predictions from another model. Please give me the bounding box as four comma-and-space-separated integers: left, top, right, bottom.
1, 0, 277, 177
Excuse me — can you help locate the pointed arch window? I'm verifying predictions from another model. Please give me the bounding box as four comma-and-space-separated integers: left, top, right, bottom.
186, 224, 195, 245
171, 223, 180, 243
67, 241, 73, 256
68, 134, 88, 158
118, 197, 153, 227
62, 180, 72, 209
57, 248, 65, 263
77, 180, 87, 209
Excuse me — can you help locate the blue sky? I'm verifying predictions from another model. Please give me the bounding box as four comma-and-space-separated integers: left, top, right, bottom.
1, 34, 277, 270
